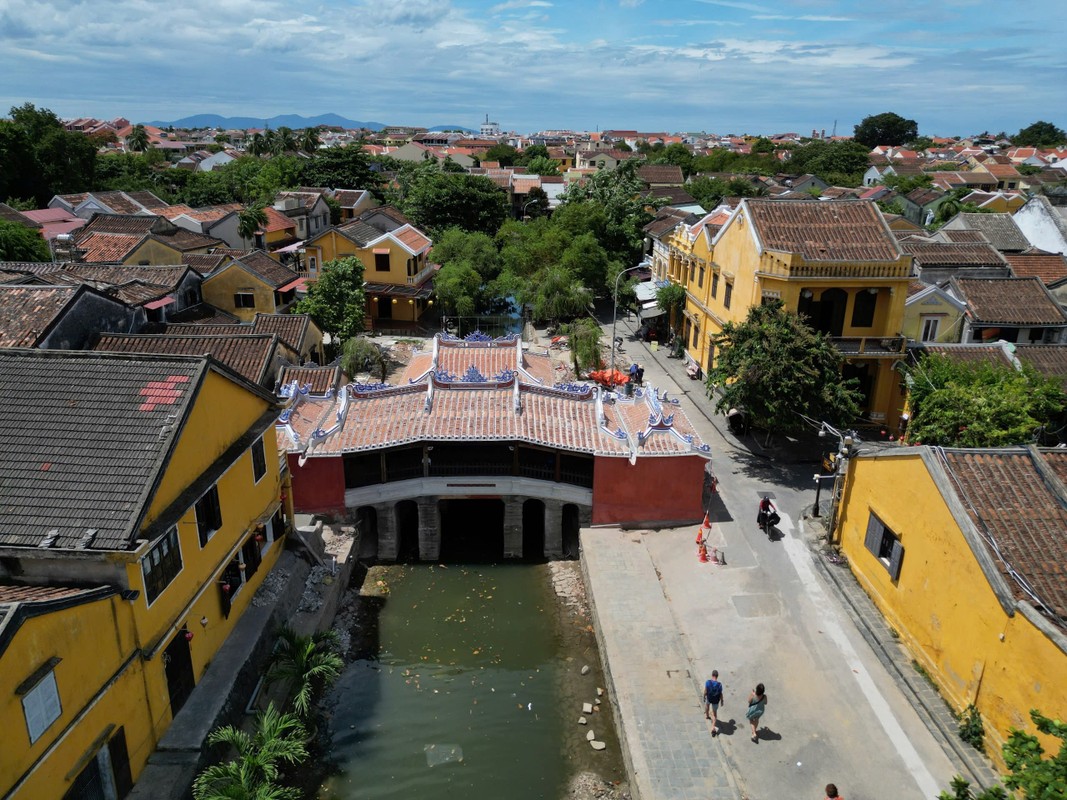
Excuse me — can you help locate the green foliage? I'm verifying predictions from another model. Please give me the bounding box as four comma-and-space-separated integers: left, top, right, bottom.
299, 144, 380, 194
0, 104, 97, 205
193, 702, 307, 800
559, 232, 614, 294
293, 257, 367, 349
705, 301, 861, 435
237, 204, 268, 245
524, 155, 561, 176
433, 260, 482, 317
527, 265, 591, 326
690, 148, 780, 177
853, 111, 919, 147
516, 144, 550, 164
483, 143, 519, 166
127, 124, 150, 152
341, 336, 387, 382
958, 704, 985, 752
786, 139, 871, 183
903, 354, 1065, 447
560, 316, 603, 373
937, 775, 1009, 800
399, 168, 509, 236
883, 173, 934, 194
1013, 121, 1067, 147
647, 142, 695, 177
656, 282, 687, 325
558, 160, 655, 267
266, 627, 344, 720
908, 136, 935, 151
0, 220, 51, 262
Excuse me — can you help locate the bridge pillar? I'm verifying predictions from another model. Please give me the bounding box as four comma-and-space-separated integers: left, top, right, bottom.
377, 502, 398, 561
544, 500, 564, 559
503, 495, 523, 559
417, 497, 441, 562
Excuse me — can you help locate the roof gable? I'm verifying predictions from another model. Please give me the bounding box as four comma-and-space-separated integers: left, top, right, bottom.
741, 199, 901, 262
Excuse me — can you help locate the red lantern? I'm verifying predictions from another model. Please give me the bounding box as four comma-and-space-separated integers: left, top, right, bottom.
222, 583, 231, 593
183, 630, 194, 642
255, 534, 265, 542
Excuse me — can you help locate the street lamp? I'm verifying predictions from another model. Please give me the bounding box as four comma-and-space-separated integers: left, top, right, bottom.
609, 265, 644, 388
521, 198, 540, 220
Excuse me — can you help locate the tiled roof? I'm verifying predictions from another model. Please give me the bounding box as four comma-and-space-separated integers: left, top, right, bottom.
334, 218, 383, 246
394, 226, 432, 254
90, 191, 155, 215
917, 343, 1013, 368
1013, 345, 1067, 383
942, 448, 1067, 623
183, 253, 230, 273
276, 191, 322, 210
0, 285, 81, 346
946, 213, 1029, 252
163, 229, 224, 251
650, 187, 698, 206
78, 213, 162, 236
126, 190, 169, 210
0, 349, 206, 550
333, 190, 370, 208
262, 206, 296, 233
64, 264, 189, 290
901, 241, 1008, 268
939, 230, 989, 244
231, 251, 299, 288
0, 203, 40, 228
277, 365, 342, 394
163, 303, 242, 325
252, 313, 313, 351
94, 333, 280, 385
637, 165, 685, 185
0, 584, 103, 604
1004, 251, 1067, 285
952, 277, 1067, 325
743, 200, 902, 262
643, 207, 696, 239
75, 232, 143, 263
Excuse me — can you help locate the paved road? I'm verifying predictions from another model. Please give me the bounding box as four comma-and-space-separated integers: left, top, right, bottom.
581, 314, 963, 800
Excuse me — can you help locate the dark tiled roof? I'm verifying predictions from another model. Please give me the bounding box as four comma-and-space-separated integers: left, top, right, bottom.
163, 229, 224, 252
64, 264, 189, 290
942, 449, 1067, 623
0, 203, 40, 228
252, 313, 312, 351
163, 303, 242, 325
637, 164, 685, 185
0, 349, 206, 550
940, 229, 989, 244
0, 285, 80, 347
277, 365, 342, 394
1013, 345, 1067, 382
94, 333, 280, 385
901, 241, 1008, 268
231, 251, 299, 288
333, 190, 371, 208
183, 253, 230, 273
744, 199, 901, 262
126, 190, 169, 210
918, 343, 1013, 367
78, 213, 163, 237
649, 187, 698, 205
91, 191, 156, 215
946, 213, 1029, 252
952, 277, 1067, 325
1004, 251, 1067, 285
334, 219, 386, 247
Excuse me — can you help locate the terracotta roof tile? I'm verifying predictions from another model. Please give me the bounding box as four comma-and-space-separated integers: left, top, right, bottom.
0, 584, 102, 604
231, 251, 299, 288
277, 365, 342, 394
94, 333, 280, 385
637, 164, 685, 185
942, 449, 1067, 622
744, 199, 902, 262
901, 241, 1008, 268
952, 277, 1067, 325
1004, 252, 1067, 285
0, 285, 80, 346
75, 232, 142, 263
1013, 345, 1067, 383
394, 226, 432, 254
251, 313, 312, 351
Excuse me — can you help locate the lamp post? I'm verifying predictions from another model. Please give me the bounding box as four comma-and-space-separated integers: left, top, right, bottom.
815, 422, 857, 538
521, 198, 539, 220
609, 265, 644, 388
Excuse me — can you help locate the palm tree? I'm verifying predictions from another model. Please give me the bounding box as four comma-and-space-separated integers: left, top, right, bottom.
274, 127, 297, 156
299, 127, 321, 154
192, 703, 307, 800
248, 132, 267, 157
266, 627, 344, 719
261, 129, 279, 157
127, 124, 150, 153
237, 204, 269, 248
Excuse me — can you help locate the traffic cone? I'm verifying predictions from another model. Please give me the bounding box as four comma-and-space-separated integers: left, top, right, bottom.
698, 542, 709, 562
696, 528, 704, 544
710, 546, 720, 565
702, 512, 711, 530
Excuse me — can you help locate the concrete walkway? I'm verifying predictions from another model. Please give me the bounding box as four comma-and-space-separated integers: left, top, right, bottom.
576, 312, 985, 800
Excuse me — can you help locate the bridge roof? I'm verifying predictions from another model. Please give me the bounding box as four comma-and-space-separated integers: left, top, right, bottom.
277, 333, 710, 460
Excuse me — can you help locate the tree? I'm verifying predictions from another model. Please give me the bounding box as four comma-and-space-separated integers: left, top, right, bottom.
248, 132, 268, 157
193, 702, 307, 800
853, 112, 919, 147
527, 265, 591, 327
237, 204, 268, 246
298, 127, 321, 154
342, 336, 387, 382
127, 124, 150, 153
1013, 120, 1067, 147
300, 144, 380, 193
431, 227, 501, 283
558, 232, 615, 295
786, 140, 871, 182
2, 104, 97, 205
705, 301, 861, 438
524, 155, 561, 176
483, 143, 519, 166
903, 354, 1065, 447
293, 257, 367, 351
433, 260, 482, 317
401, 171, 509, 236
560, 316, 603, 374
0, 220, 51, 262
266, 627, 344, 719
656, 282, 687, 330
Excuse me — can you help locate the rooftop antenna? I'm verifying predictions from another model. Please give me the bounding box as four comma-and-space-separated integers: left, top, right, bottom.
832, 120, 837, 138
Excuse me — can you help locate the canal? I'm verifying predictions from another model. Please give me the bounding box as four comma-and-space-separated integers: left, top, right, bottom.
317, 562, 625, 799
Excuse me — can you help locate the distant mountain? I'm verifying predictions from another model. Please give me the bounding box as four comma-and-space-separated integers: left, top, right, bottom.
144, 113, 389, 131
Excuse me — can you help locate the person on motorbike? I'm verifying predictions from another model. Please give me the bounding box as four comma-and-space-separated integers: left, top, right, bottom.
757, 496, 777, 532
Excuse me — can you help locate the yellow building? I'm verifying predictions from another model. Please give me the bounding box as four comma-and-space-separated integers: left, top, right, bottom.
902, 281, 966, 344
302, 211, 435, 328
0, 349, 288, 799
200, 251, 302, 322
833, 445, 1067, 769
679, 199, 914, 428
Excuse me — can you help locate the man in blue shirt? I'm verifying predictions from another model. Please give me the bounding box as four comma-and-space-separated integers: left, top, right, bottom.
703, 669, 724, 735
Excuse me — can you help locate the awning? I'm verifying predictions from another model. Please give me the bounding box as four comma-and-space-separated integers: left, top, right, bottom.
278, 277, 304, 292
144, 295, 175, 310
638, 300, 666, 321
275, 240, 305, 254
373, 248, 391, 255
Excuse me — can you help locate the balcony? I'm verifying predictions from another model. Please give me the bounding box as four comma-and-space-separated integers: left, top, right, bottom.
406, 262, 436, 286
832, 336, 906, 357
759, 261, 912, 280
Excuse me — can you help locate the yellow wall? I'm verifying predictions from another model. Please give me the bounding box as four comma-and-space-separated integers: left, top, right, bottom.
0, 595, 156, 800
123, 239, 184, 266
903, 292, 965, 343
202, 263, 279, 321
837, 450, 1067, 768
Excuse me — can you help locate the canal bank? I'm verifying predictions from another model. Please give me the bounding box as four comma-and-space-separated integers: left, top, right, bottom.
315, 560, 630, 800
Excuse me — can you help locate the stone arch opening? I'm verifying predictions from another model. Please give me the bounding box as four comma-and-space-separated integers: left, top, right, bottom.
355, 506, 378, 560
562, 504, 581, 559
522, 499, 546, 561
439, 499, 504, 562
395, 500, 420, 562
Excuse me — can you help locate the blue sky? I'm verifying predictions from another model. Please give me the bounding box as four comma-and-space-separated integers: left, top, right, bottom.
1, 0, 1064, 136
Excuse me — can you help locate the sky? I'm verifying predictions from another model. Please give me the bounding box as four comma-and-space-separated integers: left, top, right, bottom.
1, 0, 1065, 137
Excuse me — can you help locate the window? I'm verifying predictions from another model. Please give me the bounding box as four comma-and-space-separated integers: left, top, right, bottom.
251, 439, 267, 483
921, 317, 940, 342
374, 252, 390, 272
698, 266, 705, 289
143, 527, 182, 604
307, 256, 317, 275
723, 281, 733, 309
711, 273, 719, 299
691, 323, 700, 348
851, 289, 877, 328
21, 665, 61, 744
233, 292, 256, 309
195, 485, 223, 547
864, 512, 904, 581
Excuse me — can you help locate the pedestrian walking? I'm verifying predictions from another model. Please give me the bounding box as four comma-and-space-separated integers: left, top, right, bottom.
824, 783, 842, 799
745, 682, 768, 742
702, 670, 724, 735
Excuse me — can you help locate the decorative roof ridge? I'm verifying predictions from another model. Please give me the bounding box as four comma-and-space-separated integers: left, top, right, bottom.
299, 386, 351, 465
636, 387, 712, 454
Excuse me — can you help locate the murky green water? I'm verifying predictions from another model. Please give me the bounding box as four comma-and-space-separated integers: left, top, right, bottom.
320, 564, 567, 799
